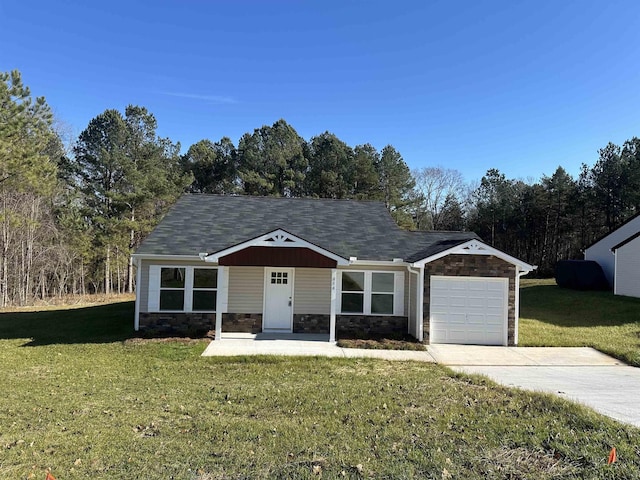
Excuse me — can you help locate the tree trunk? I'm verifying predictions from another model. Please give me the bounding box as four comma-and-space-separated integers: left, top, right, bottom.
105, 245, 111, 294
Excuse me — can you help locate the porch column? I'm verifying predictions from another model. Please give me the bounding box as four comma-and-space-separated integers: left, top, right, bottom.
214, 266, 227, 341
329, 268, 337, 343
417, 266, 425, 342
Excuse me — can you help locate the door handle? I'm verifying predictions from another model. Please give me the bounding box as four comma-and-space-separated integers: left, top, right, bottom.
288, 297, 292, 306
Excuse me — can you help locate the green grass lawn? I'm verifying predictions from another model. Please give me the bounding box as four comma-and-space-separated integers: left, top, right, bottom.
2, 300, 640, 478
519, 279, 640, 366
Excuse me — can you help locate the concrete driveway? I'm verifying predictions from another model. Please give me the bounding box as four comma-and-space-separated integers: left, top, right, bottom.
429, 345, 640, 427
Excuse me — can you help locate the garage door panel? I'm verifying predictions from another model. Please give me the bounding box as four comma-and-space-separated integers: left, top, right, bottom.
430, 276, 508, 345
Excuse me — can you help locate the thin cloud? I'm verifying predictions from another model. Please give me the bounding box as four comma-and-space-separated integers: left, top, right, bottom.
158, 91, 237, 104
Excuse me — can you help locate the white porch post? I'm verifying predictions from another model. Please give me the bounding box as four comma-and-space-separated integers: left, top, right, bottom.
417, 266, 425, 342
214, 266, 227, 341
133, 258, 141, 331
329, 268, 337, 343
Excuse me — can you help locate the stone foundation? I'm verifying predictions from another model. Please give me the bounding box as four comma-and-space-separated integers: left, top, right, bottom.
139, 312, 262, 336
336, 315, 408, 337
139, 312, 215, 336
422, 254, 516, 345
222, 313, 262, 333
139, 311, 408, 339
293, 314, 330, 333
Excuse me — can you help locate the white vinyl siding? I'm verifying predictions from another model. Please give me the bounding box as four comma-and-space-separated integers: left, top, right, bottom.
585, 215, 640, 286
615, 236, 640, 298
294, 268, 331, 314
227, 266, 264, 312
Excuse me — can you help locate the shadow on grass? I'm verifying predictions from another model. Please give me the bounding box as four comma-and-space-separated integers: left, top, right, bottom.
0, 301, 135, 346
520, 284, 640, 327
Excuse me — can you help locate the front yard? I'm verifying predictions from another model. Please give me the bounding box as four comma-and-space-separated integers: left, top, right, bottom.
519, 279, 640, 366
2, 299, 640, 478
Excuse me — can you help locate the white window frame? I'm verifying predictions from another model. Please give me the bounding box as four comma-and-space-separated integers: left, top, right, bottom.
337, 270, 404, 316
149, 265, 218, 313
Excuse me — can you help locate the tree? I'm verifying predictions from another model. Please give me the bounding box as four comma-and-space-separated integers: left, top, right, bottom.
351, 144, 381, 200
238, 119, 307, 196
375, 145, 416, 228
412, 166, 465, 230
183, 137, 238, 194
305, 132, 354, 198
72, 105, 190, 293
0, 70, 59, 306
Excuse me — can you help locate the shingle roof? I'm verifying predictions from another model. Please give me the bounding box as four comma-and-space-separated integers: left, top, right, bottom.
135, 194, 479, 262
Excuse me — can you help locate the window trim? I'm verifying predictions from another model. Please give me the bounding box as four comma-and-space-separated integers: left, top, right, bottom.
337, 270, 404, 316
153, 265, 219, 313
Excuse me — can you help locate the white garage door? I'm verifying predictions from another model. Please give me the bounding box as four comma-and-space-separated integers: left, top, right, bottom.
430, 276, 508, 345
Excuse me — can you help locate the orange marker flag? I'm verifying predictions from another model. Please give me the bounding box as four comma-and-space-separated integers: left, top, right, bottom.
607, 447, 617, 465
46, 473, 57, 480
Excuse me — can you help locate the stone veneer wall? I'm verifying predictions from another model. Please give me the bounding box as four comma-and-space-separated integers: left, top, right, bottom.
138, 312, 262, 336
222, 313, 263, 333
140, 312, 407, 338
294, 314, 408, 337
422, 254, 516, 345
336, 315, 407, 337
293, 314, 330, 333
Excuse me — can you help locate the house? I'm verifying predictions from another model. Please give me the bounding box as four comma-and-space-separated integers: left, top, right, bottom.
585, 212, 640, 297
132, 194, 535, 346
611, 231, 640, 298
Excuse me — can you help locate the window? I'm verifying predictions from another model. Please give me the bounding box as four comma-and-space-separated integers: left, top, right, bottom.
160, 267, 185, 310
371, 272, 394, 314
270, 271, 288, 285
156, 266, 218, 312
339, 271, 402, 316
341, 271, 365, 313
192, 268, 217, 311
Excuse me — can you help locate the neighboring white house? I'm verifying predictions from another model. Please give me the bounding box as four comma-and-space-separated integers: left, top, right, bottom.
585, 213, 640, 287
612, 232, 640, 298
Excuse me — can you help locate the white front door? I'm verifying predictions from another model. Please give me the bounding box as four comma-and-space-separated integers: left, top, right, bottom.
263, 268, 294, 331
430, 276, 508, 345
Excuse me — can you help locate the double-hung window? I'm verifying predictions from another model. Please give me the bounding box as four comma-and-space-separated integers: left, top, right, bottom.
192, 268, 218, 311
338, 271, 403, 316
160, 267, 186, 310
153, 266, 218, 312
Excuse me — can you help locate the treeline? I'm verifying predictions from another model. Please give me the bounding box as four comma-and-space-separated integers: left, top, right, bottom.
1, 70, 639, 305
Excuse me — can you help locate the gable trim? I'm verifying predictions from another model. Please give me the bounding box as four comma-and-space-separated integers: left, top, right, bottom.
205, 229, 350, 266
611, 231, 640, 251
410, 239, 536, 272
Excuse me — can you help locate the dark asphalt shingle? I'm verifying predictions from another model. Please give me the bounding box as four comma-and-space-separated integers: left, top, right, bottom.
135, 194, 479, 262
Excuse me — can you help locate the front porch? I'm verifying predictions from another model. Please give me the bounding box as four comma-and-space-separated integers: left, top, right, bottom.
202, 332, 434, 361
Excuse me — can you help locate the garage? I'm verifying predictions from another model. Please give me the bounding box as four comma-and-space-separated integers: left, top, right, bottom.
430, 276, 508, 345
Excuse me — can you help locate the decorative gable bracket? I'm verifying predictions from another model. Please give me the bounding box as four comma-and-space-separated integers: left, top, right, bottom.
204, 229, 350, 265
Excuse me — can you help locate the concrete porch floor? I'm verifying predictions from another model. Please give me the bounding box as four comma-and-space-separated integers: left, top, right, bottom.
201, 332, 436, 361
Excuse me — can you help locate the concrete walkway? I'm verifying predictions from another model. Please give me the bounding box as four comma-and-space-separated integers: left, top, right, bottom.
201, 333, 436, 362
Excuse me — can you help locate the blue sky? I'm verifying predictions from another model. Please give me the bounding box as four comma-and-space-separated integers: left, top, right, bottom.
3, 1, 640, 182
